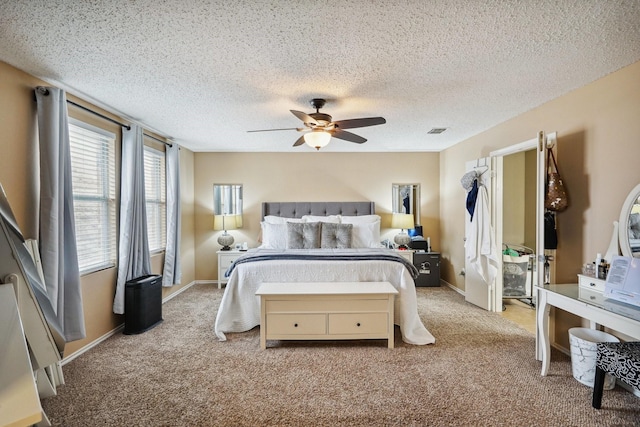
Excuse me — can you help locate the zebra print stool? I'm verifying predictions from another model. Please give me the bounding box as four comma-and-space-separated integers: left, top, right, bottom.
592, 341, 640, 409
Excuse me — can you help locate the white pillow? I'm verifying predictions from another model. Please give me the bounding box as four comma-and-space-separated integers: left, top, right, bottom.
263, 215, 306, 224
301, 215, 341, 223
350, 220, 381, 248
259, 222, 288, 249
339, 214, 381, 224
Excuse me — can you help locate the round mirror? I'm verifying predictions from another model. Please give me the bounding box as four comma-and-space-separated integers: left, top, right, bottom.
618, 182, 640, 258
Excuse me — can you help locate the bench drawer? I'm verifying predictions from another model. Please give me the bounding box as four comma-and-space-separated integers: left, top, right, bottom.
328, 313, 389, 335
266, 314, 326, 335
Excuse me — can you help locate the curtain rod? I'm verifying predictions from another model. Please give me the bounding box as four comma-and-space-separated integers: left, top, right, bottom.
35, 86, 173, 147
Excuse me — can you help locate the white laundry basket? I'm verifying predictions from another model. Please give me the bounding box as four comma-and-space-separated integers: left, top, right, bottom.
568, 327, 620, 389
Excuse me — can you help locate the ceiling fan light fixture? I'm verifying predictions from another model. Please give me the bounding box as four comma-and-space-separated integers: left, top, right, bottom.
304, 129, 331, 150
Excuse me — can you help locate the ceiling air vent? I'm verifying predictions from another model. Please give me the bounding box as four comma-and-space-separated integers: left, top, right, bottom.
427, 128, 447, 134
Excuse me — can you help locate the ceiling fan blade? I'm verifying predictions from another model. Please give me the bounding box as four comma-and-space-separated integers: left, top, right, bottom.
290, 110, 318, 126
333, 117, 386, 130
293, 135, 306, 147
332, 129, 367, 144
247, 127, 302, 133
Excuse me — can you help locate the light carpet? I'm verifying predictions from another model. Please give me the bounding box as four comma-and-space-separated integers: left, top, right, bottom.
42, 284, 640, 426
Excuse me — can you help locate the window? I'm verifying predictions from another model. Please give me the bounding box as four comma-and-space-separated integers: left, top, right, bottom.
69, 120, 117, 274
144, 145, 166, 252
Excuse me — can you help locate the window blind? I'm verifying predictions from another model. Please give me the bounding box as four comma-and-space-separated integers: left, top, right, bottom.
68, 121, 117, 273
144, 146, 166, 252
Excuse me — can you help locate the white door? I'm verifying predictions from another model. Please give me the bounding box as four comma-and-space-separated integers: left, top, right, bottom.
464, 157, 495, 311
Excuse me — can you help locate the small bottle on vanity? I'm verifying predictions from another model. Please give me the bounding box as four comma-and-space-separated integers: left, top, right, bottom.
598, 258, 609, 280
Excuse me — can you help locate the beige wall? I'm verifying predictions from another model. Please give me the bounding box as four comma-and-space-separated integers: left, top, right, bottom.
193, 152, 440, 280
502, 152, 526, 246
440, 60, 640, 293
0, 62, 41, 237
524, 150, 537, 249
440, 60, 640, 349
500, 150, 537, 250
0, 61, 196, 357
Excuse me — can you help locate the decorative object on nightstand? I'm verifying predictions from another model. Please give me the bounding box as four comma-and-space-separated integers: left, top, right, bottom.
214, 214, 240, 251
391, 213, 414, 249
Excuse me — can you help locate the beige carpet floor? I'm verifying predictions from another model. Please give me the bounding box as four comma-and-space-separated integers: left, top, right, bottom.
42, 284, 639, 426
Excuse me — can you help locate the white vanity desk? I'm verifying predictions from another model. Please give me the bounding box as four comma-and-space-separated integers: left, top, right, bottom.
536, 283, 640, 376
537, 181, 640, 376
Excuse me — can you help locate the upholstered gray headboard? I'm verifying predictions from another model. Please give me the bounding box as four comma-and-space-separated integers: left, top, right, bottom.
261, 202, 375, 219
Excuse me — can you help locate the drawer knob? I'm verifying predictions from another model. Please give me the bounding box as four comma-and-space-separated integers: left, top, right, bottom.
294, 323, 298, 327
356, 322, 361, 327
590, 283, 596, 287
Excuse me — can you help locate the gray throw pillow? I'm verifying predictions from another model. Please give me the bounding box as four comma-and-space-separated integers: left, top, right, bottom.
321, 223, 353, 249
287, 222, 321, 249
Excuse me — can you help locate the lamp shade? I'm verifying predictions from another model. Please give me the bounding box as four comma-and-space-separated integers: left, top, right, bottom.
213, 214, 240, 231
304, 129, 331, 150
391, 213, 414, 230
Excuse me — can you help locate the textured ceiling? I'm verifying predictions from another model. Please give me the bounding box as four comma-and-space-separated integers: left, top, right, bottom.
1, 1, 640, 152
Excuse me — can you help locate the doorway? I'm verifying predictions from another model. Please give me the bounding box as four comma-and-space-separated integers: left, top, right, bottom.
464, 132, 554, 316
491, 133, 556, 335
499, 149, 537, 331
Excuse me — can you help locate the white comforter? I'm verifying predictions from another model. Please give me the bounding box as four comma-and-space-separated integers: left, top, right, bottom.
214, 249, 435, 345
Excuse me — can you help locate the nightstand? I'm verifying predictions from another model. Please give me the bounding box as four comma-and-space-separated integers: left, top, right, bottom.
217, 250, 244, 288
393, 249, 414, 263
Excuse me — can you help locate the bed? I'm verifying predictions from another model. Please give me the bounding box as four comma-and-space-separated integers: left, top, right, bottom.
214, 202, 435, 345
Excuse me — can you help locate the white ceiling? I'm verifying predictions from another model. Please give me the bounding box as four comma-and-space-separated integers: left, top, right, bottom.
1, 1, 640, 152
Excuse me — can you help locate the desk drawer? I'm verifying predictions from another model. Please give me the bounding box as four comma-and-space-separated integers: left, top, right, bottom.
328, 313, 388, 335
266, 314, 326, 335
578, 274, 605, 293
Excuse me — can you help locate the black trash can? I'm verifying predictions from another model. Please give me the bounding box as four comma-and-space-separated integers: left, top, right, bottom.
124, 274, 163, 334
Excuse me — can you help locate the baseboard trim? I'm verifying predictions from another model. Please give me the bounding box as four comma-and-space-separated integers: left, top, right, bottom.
62, 280, 198, 365
62, 324, 124, 365
442, 279, 464, 295
162, 280, 198, 304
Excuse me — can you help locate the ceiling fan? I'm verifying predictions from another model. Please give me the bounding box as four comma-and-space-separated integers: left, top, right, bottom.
248, 98, 386, 150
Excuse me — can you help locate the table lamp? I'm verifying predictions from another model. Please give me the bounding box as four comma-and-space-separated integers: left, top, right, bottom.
214, 214, 240, 251
391, 213, 414, 249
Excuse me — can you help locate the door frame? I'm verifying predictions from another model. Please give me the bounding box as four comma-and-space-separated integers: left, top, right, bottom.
489, 132, 556, 313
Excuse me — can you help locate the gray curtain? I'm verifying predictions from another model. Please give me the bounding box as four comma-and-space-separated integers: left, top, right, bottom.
35, 86, 86, 341
113, 124, 151, 314
162, 143, 181, 287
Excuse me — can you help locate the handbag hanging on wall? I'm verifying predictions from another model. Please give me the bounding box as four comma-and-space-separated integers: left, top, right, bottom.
545, 149, 569, 212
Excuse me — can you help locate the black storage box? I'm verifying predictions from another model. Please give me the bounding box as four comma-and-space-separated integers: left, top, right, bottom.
409, 240, 428, 251
124, 274, 163, 334
413, 252, 441, 287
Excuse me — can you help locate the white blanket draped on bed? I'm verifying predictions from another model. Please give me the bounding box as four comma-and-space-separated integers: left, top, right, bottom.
214, 248, 435, 345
